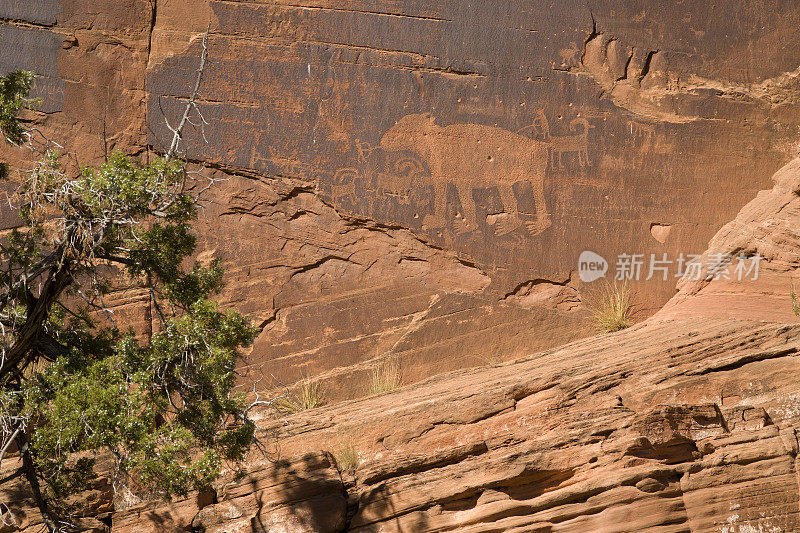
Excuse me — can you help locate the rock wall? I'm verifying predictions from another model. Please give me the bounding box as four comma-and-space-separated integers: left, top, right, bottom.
252, 316, 800, 532
3, 1, 800, 398
8, 307, 800, 530
3, 3, 800, 524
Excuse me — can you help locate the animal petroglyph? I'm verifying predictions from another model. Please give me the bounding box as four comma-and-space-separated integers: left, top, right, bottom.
385, 155, 426, 203
379, 114, 551, 236
629, 121, 656, 152
331, 139, 427, 209
629, 121, 656, 139
328, 111, 588, 237
550, 117, 593, 170
558, 42, 580, 69
522, 109, 594, 171
331, 140, 375, 204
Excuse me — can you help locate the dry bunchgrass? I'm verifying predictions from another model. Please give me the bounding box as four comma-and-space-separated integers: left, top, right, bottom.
332, 437, 359, 471
478, 349, 506, 367
276, 377, 325, 413
586, 280, 633, 333
791, 277, 800, 317
369, 355, 402, 395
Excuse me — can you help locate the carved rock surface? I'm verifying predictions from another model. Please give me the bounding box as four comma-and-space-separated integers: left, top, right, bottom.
3, 1, 800, 532
4, 0, 800, 399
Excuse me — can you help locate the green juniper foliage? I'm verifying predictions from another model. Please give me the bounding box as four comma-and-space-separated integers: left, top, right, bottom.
0, 69, 36, 178
0, 74, 258, 530
0, 69, 34, 146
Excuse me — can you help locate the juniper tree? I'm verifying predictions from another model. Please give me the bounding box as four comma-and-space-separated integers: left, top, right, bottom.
0, 69, 35, 178
0, 70, 259, 531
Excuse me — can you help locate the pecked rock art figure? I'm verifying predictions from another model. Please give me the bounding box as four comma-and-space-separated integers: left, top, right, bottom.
380, 114, 551, 236
529, 109, 593, 171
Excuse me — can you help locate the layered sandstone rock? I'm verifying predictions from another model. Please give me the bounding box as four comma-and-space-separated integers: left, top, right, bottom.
112, 451, 347, 533
253, 319, 800, 532
656, 156, 800, 323
7, 316, 798, 532
5, 315, 800, 531
5, 0, 800, 399
1, 154, 800, 533
0, 451, 347, 533
10, 147, 800, 530
3, 1, 800, 531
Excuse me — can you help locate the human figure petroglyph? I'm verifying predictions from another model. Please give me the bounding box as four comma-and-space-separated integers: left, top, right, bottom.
380, 114, 551, 236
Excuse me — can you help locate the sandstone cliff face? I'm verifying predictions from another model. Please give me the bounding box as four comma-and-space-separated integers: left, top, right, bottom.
9, 314, 800, 531
3, 1, 800, 531
656, 156, 800, 323
3, 158, 800, 532
5, 0, 800, 399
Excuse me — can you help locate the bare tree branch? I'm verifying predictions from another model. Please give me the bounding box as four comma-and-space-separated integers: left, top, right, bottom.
166, 24, 211, 162
0, 427, 20, 469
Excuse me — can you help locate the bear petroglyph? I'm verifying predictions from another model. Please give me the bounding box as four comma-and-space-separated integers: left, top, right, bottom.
379, 114, 552, 236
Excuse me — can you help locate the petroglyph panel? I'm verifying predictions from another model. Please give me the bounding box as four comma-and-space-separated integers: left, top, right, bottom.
377, 113, 552, 236
146, 0, 799, 304
6, 0, 800, 403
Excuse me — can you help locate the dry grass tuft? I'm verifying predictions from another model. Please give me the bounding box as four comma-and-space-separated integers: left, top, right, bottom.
369, 355, 402, 395
791, 277, 800, 317
478, 350, 505, 367
332, 437, 360, 471
276, 377, 325, 413
586, 280, 633, 333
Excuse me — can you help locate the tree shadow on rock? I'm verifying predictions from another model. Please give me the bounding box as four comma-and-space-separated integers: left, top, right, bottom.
247, 451, 347, 533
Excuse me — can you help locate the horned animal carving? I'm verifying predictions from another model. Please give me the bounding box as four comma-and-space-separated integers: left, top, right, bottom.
524, 109, 594, 170
551, 117, 592, 169
379, 114, 551, 236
